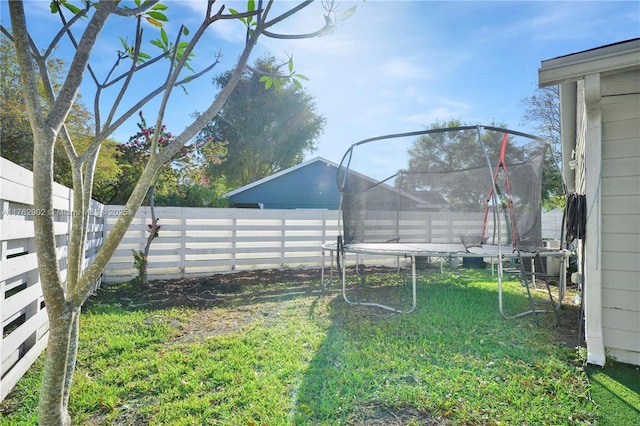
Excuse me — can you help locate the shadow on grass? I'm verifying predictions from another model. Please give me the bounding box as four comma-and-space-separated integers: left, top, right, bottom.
290, 269, 592, 425
587, 361, 640, 425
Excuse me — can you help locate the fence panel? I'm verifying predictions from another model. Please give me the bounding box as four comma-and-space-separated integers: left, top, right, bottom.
102, 207, 342, 283
1, 158, 104, 402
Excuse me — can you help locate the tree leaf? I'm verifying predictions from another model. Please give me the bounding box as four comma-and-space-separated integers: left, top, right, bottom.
182, 26, 190, 36
339, 5, 357, 22
62, 2, 82, 15
261, 76, 273, 89
228, 8, 239, 15
150, 39, 164, 49
247, 0, 255, 12
146, 17, 164, 28
293, 78, 303, 89
151, 3, 168, 10
160, 27, 168, 45
146, 11, 168, 22
49, 1, 59, 13
288, 58, 294, 73
294, 73, 309, 81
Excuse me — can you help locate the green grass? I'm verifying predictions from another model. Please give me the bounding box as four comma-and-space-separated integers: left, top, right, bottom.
1, 268, 637, 425
586, 361, 640, 425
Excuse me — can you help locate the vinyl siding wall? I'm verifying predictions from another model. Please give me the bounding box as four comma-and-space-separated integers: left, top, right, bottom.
600, 69, 640, 365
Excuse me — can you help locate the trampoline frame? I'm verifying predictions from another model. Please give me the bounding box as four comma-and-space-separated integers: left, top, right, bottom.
326, 124, 568, 317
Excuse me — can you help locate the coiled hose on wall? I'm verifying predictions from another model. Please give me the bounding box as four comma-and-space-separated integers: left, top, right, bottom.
563, 193, 587, 243
562, 193, 587, 345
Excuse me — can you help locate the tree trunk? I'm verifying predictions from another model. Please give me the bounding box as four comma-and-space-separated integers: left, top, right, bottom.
140, 185, 158, 287
37, 305, 79, 426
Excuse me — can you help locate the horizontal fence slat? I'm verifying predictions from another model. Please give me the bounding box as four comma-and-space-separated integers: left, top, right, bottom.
2, 158, 104, 403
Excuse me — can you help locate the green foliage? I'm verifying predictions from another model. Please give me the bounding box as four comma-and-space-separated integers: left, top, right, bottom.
543, 194, 565, 212
195, 55, 325, 189
0, 37, 120, 196
106, 112, 228, 206
131, 249, 147, 285
403, 119, 511, 210
49, 0, 88, 15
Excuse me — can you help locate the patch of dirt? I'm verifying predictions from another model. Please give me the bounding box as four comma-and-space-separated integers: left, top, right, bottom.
348, 401, 448, 425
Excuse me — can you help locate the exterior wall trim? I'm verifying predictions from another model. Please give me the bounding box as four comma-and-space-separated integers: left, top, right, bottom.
583, 72, 605, 366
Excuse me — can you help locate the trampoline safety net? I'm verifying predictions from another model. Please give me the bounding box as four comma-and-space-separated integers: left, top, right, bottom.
336, 125, 549, 251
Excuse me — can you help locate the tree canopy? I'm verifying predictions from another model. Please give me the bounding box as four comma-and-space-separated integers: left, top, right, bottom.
521, 85, 564, 209
104, 112, 228, 206
195, 55, 326, 189
403, 118, 562, 211
0, 37, 120, 195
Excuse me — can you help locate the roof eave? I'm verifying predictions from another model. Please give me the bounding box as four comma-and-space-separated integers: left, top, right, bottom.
539, 38, 640, 86
223, 156, 339, 198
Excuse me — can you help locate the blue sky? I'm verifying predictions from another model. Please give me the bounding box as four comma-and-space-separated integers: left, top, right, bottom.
3, 1, 639, 169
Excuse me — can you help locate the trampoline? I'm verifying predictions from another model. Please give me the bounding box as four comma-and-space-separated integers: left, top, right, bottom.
322, 125, 568, 318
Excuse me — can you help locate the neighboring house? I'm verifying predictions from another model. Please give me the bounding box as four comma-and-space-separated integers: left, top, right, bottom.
539, 38, 640, 366
224, 157, 342, 209
224, 156, 442, 210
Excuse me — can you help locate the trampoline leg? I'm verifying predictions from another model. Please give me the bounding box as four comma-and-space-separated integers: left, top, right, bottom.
321, 249, 336, 291
321, 249, 328, 291
498, 253, 562, 322
408, 255, 417, 313
341, 253, 349, 304
341, 252, 417, 314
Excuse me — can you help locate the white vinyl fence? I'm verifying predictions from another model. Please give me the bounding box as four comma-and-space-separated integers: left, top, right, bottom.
102, 206, 343, 283
0, 158, 104, 401
542, 208, 564, 240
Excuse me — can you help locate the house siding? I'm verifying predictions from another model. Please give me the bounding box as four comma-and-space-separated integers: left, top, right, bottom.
228, 161, 340, 209
600, 69, 640, 365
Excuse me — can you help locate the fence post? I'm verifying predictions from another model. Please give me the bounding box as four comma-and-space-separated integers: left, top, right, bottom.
180, 207, 187, 278
280, 216, 286, 268
231, 212, 237, 271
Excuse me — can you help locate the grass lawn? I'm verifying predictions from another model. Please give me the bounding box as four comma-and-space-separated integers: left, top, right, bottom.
1, 267, 638, 425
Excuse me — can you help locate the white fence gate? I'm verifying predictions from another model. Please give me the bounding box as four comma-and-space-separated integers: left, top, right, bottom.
0, 158, 104, 401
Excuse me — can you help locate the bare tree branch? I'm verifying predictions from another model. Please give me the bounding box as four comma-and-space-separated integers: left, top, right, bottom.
263, 27, 331, 39
113, 0, 159, 17
102, 16, 145, 134
47, 1, 118, 133
45, 3, 91, 60
263, 0, 313, 28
